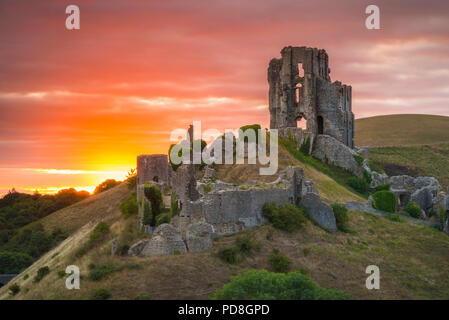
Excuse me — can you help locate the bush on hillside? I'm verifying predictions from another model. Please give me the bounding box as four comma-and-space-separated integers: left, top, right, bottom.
331, 203, 350, 232
89, 288, 111, 300
170, 193, 180, 217
235, 236, 257, 257
8, 283, 20, 296
372, 190, 396, 213
0, 251, 33, 274
268, 249, 292, 273
143, 184, 163, 226
93, 179, 121, 195
88, 221, 110, 246
347, 176, 369, 194
262, 202, 306, 233
34, 266, 50, 283
125, 168, 137, 190
405, 201, 421, 218
299, 137, 311, 155
353, 153, 364, 166
120, 192, 138, 219
217, 247, 239, 264
155, 212, 171, 226
88, 263, 118, 281
212, 269, 349, 300
374, 183, 391, 192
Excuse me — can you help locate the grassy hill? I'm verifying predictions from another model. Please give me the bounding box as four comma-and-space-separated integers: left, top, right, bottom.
355, 114, 449, 147
2, 197, 449, 300
2, 143, 449, 300
355, 114, 449, 187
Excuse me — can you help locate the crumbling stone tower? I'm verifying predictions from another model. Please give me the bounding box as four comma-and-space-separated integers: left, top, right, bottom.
268, 46, 354, 148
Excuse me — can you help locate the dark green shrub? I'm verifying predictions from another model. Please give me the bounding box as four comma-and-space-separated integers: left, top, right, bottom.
204, 184, 212, 193
372, 190, 396, 213
34, 266, 50, 282
142, 202, 152, 225
353, 153, 364, 166
90, 288, 111, 300
170, 193, 180, 217
300, 137, 311, 155
143, 184, 163, 226
347, 177, 369, 194
331, 203, 349, 232
440, 207, 448, 226
0, 251, 33, 274
303, 247, 311, 257
120, 192, 138, 219
405, 201, 421, 218
262, 202, 306, 233
156, 212, 171, 226
235, 236, 256, 256
117, 243, 130, 256
374, 183, 391, 192
217, 247, 238, 264
57, 270, 66, 278
268, 249, 292, 273
363, 170, 372, 184
88, 263, 118, 281
212, 269, 349, 300
8, 283, 20, 296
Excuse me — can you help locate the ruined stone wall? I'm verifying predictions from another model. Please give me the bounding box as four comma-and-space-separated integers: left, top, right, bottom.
137, 154, 169, 186
268, 46, 354, 148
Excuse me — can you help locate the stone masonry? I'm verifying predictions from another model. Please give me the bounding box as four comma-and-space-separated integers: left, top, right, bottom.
268, 46, 354, 149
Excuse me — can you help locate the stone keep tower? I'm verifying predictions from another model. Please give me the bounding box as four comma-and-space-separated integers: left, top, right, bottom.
268, 46, 354, 148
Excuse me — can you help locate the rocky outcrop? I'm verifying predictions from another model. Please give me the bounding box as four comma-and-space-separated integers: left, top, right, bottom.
312, 135, 362, 176
389, 175, 443, 213
185, 222, 214, 253
139, 224, 187, 257
370, 171, 389, 188
300, 193, 337, 232
127, 240, 149, 256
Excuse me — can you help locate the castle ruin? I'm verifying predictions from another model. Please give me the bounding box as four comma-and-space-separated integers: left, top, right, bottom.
268, 46, 354, 148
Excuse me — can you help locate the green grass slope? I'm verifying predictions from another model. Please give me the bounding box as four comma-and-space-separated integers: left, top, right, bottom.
355, 114, 449, 147
2, 207, 449, 300
355, 114, 449, 187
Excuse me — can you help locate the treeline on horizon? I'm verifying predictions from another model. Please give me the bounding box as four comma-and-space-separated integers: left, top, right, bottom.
0, 178, 125, 275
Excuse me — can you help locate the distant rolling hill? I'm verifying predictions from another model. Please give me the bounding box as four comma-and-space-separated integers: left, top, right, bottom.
355, 114, 449, 147
355, 114, 449, 187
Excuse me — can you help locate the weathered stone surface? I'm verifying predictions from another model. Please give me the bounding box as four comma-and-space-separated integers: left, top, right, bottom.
356, 147, 370, 159
300, 193, 337, 232
301, 178, 318, 197
311, 135, 362, 176
370, 171, 389, 188
185, 222, 214, 253
268, 46, 354, 149
140, 224, 187, 257
111, 238, 118, 256
411, 187, 434, 212
389, 175, 415, 190
203, 165, 216, 181
128, 240, 149, 256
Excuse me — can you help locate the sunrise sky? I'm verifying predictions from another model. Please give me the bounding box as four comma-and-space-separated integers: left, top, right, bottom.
1, 0, 449, 196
